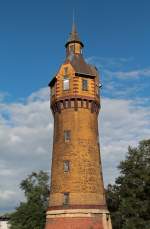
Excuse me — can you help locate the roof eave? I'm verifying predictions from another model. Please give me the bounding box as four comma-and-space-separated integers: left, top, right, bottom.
75, 72, 96, 78
48, 77, 57, 87
65, 40, 84, 48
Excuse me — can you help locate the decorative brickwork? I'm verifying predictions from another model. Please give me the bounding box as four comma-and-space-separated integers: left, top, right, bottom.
51, 97, 100, 114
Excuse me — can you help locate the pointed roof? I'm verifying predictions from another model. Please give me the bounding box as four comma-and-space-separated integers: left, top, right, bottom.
65, 23, 84, 48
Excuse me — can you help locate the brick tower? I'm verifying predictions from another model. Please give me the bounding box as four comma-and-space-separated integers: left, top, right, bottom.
45, 24, 112, 229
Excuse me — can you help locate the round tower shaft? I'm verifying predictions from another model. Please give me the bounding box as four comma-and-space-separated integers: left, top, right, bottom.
45, 24, 112, 229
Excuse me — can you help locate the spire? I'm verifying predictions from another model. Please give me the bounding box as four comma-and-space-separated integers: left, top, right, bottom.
69, 23, 80, 42
65, 23, 84, 48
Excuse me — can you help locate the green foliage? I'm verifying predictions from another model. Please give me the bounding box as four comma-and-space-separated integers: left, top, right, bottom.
10, 171, 49, 229
106, 139, 150, 229
9, 139, 150, 228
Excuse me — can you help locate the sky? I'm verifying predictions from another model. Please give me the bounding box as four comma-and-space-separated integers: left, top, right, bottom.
0, 0, 150, 213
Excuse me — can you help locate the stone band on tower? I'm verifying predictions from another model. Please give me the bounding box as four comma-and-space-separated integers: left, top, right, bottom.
45, 24, 112, 229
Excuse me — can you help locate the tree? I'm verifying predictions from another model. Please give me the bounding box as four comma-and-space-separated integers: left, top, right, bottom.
106, 139, 150, 229
10, 171, 49, 229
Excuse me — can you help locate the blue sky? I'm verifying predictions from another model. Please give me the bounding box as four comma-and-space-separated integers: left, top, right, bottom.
0, 0, 150, 213
0, 0, 150, 100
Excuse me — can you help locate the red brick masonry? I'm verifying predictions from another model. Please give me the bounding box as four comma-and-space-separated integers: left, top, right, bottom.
45, 217, 104, 229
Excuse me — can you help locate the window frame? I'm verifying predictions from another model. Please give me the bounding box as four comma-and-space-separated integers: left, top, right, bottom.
64, 130, 71, 142
64, 160, 70, 172
63, 192, 69, 205
63, 76, 70, 91
51, 85, 55, 96
69, 45, 75, 53
96, 83, 100, 96
82, 79, 88, 91
64, 67, 68, 75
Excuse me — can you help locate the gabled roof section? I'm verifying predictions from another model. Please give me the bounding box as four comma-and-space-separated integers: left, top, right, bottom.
48, 63, 75, 87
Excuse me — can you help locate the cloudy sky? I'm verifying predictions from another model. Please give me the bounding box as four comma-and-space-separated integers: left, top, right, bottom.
0, 0, 150, 213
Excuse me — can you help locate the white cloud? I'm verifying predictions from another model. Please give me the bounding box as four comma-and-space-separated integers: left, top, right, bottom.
0, 88, 53, 213
27, 87, 49, 102
87, 56, 150, 79
0, 87, 150, 213
100, 98, 150, 184
87, 56, 150, 99
0, 191, 16, 201
105, 68, 150, 79
86, 56, 133, 69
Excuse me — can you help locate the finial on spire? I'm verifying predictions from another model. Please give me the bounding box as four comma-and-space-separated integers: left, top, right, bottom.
73, 8, 75, 26
72, 8, 77, 35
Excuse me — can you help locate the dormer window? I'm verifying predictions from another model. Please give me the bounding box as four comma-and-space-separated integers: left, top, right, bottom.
82, 79, 88, 91
63, 76, 70, 90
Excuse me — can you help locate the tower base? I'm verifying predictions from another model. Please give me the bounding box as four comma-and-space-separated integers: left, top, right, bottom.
45, 208, 112, 229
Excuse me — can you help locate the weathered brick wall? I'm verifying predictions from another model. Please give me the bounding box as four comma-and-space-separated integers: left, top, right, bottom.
49, 107, 106, 207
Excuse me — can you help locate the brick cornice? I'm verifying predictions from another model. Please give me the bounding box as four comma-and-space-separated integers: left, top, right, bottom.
50, 96, 100, 114
47, 204, 107, 211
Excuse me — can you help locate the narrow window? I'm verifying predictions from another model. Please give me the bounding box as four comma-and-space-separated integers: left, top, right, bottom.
63, 77, 69, 90
64, 130, 71, 142
65, 100, 69, 108
64, 160, 70, 172
82, 79, 88, 91
63, 193, 69, 205
96, 86, 99, 96
51, 85, 55, 96
64, 67, 68, 75
96, 83, 100, 96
